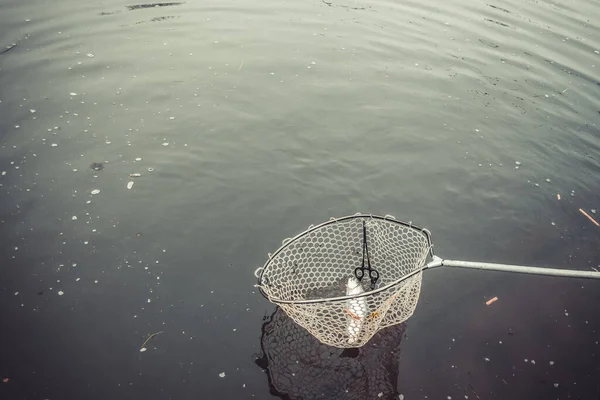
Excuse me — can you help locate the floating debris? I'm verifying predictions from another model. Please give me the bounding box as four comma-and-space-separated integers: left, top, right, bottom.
140, 348, 147, 352
72, 216, 78, 221
30, 109, 36, 113
486, 296, 498, 305
135, 157, 142, 161
58, 290, 64, 296
127, 181, 134, 189
91, 189, 100, 195
90, 162, 104, 171
69, 92, 77, 96
549, 361, 555, 366
129, 173, 141, 177
140, 331, 163, 351
1, 43, 17, 55
51, 143, 58, 147
87, 53, 94, 58
127, 3, 184, 11
219, 372, 226, 378
147, 167, 155, 172
579, 209, 599, 226
162, 142, 170, 146
557, 194, 561, 200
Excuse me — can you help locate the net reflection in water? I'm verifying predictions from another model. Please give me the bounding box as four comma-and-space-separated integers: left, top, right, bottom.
255, 307, 406, 400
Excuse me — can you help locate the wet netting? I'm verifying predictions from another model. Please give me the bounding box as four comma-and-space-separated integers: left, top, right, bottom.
255, 214, 600, 348
255, 214, 430, 348
255, 307, 405, 400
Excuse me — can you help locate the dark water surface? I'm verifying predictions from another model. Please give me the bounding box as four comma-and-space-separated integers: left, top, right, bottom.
1, 0, 600, 398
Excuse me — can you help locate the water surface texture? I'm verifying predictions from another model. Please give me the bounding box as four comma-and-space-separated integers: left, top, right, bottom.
1, 0, 600, 398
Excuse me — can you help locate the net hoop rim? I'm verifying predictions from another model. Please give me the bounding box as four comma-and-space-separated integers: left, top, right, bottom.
257, 214, 434, 305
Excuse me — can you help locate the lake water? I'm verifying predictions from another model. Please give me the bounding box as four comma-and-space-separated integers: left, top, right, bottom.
1, 0, 599, 398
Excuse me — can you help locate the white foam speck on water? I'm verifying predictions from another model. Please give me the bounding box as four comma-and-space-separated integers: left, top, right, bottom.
70, 92, 77, 96
72, 216, 78, 220
162, 142, 170, 146
91, 189, 100, 195
14, 292, 19, 296
30, 109, 36, 113
147, 298, 151, 303
1, 171, 6, 176
549, 361, 555, 365
51, 143, 58, 147
87, 53, 94, 58
554, 383, 559, 388
76, 278, 80, 281
127, 181, 134, 189
135, 157, 142, 161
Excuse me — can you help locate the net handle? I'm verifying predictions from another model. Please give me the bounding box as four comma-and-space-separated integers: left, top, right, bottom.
440, 258, 600, 279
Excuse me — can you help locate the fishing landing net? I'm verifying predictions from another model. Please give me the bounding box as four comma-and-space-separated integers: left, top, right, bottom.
255, 214, 600, 349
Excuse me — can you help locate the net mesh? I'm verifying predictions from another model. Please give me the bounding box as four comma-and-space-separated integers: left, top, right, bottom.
257, 215, 431, 348
255, 307, 406, 400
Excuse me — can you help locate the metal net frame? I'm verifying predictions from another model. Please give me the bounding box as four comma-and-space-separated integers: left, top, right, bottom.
255, 214, 432, 348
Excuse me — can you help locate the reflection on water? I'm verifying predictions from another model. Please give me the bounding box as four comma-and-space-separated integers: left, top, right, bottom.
255, 307, 406, 400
